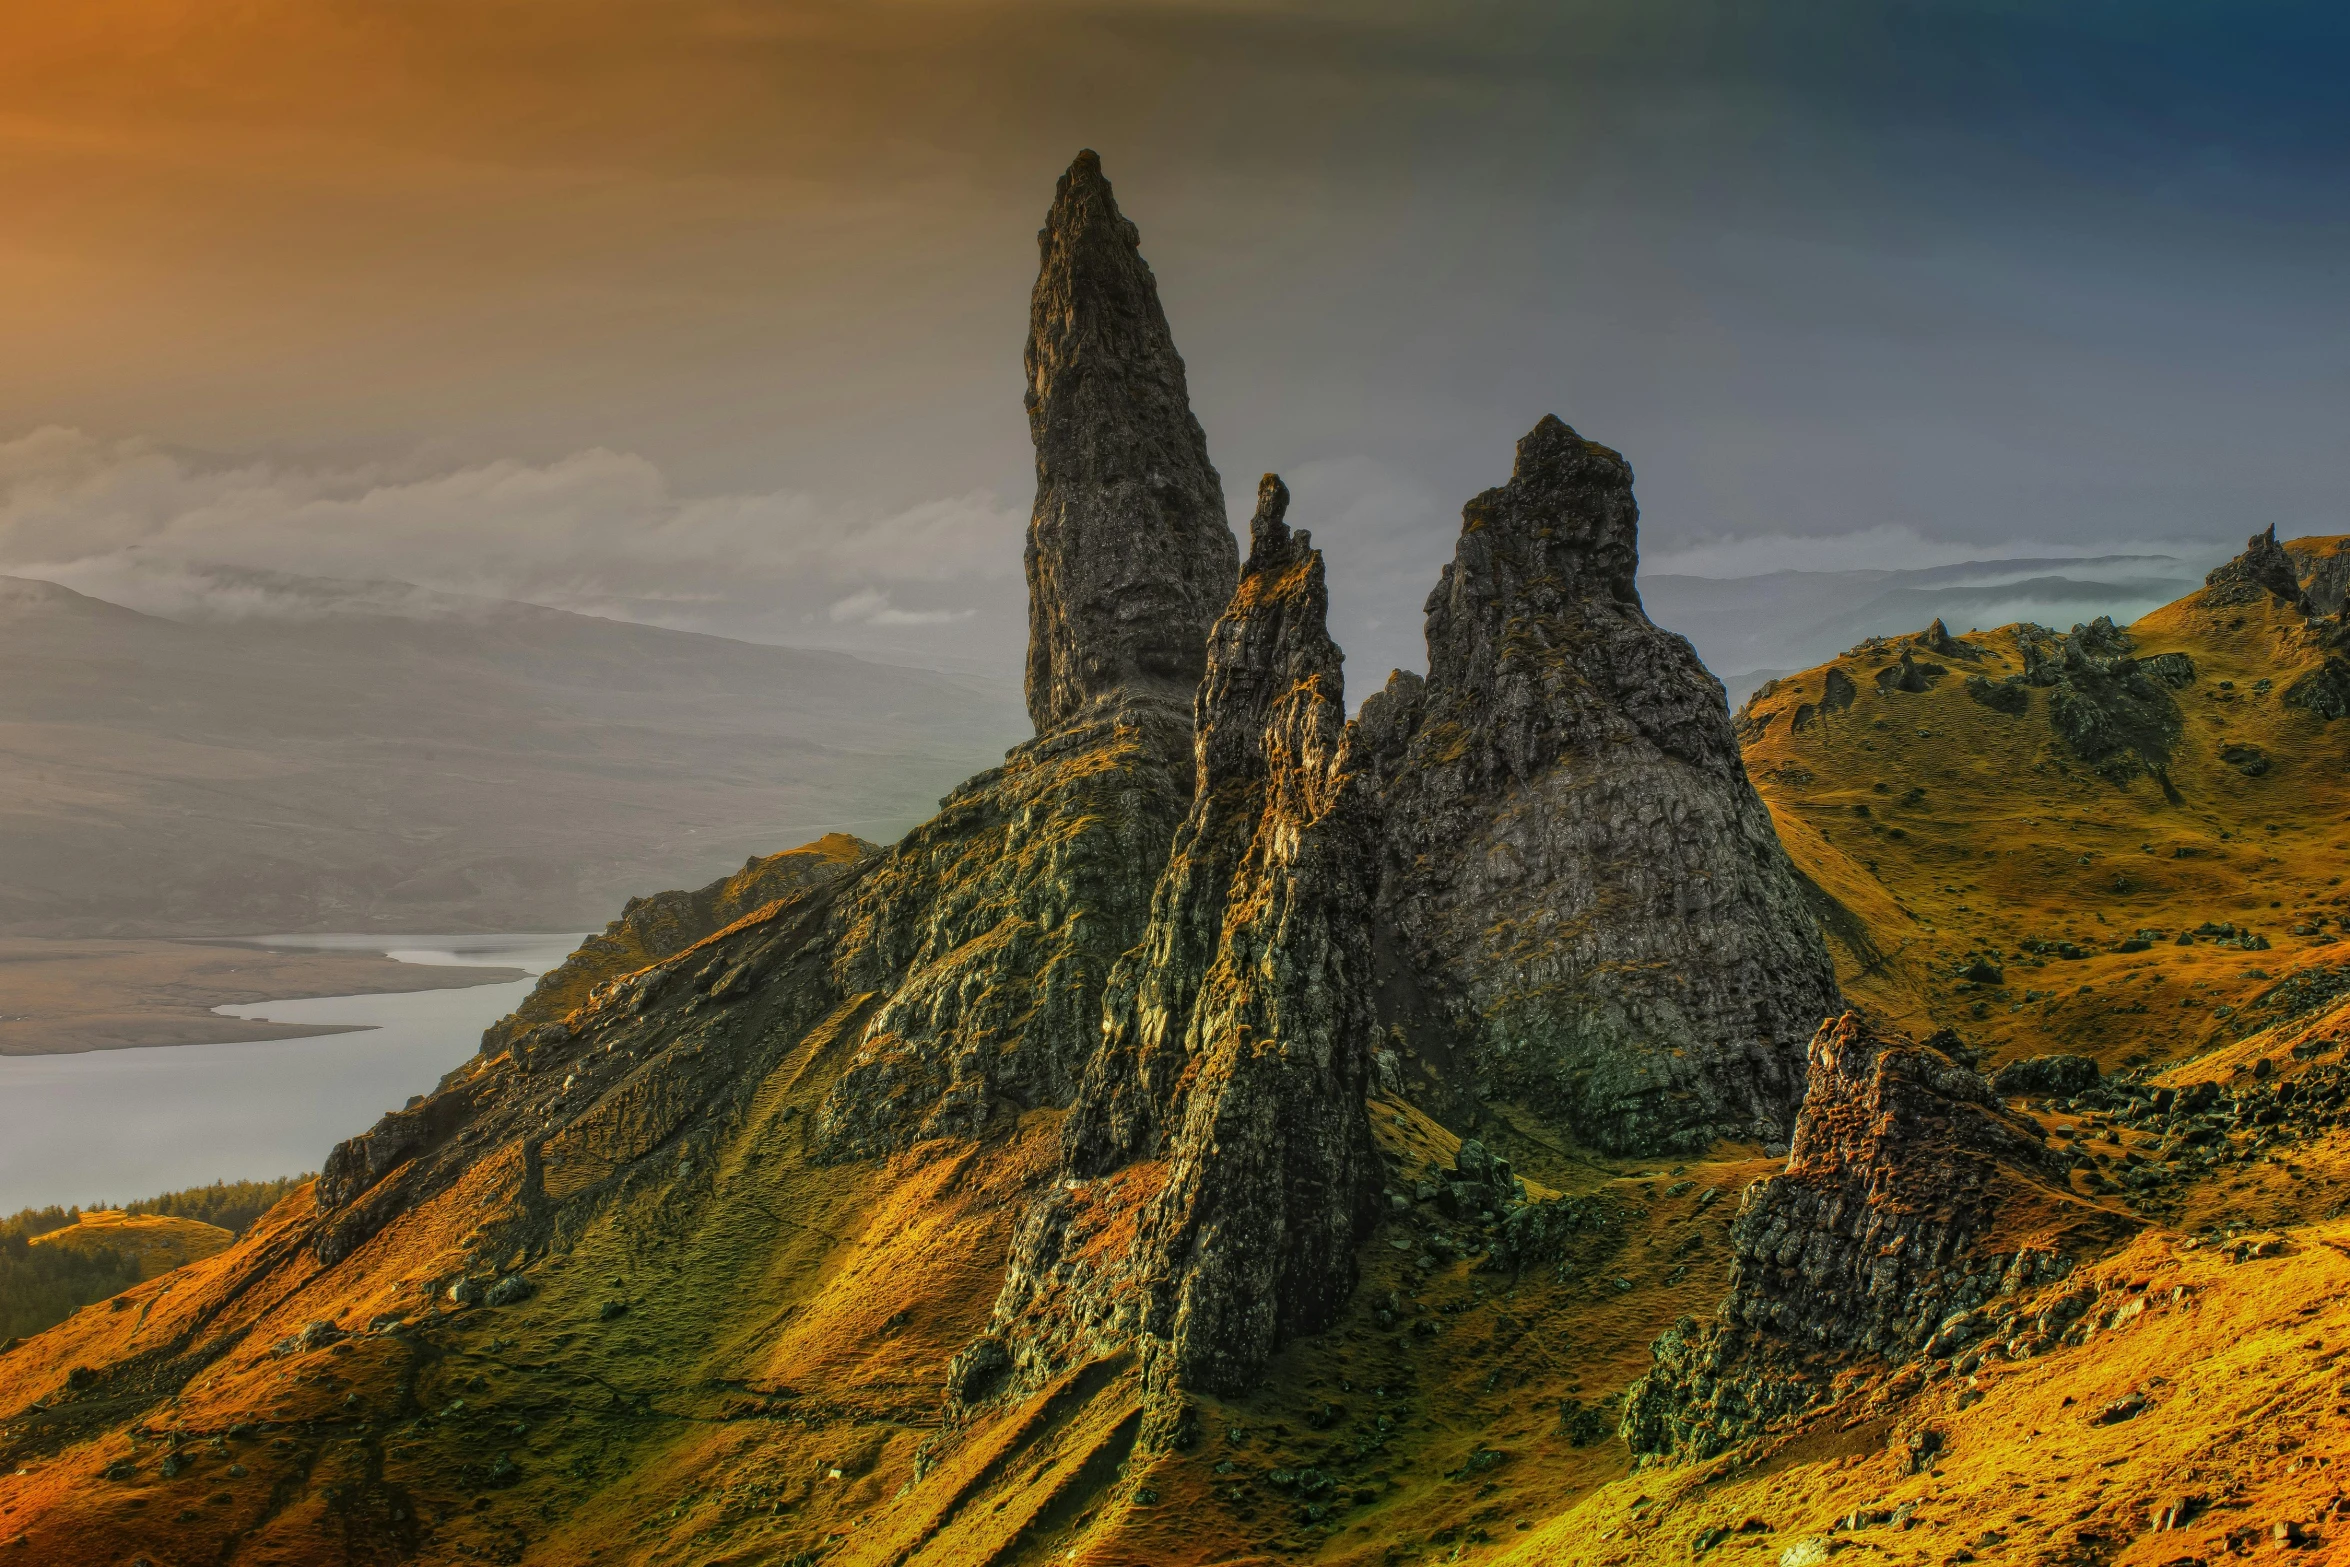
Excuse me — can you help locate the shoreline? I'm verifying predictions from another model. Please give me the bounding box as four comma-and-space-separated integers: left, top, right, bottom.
0, 937, 532, 1057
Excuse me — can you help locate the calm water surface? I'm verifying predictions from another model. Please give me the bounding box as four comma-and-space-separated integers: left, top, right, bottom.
0, 934, 582, 1212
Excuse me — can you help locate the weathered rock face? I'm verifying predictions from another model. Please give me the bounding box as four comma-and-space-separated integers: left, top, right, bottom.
1023, 149, 1239, 734
1358, 416, 1839, 1155
813, 700, 1189, 1157
987, 476, 1379, 1408
1620, 1013, 2134, 1459
2292, 537, 2350, 617
2204, 524, 2313, 612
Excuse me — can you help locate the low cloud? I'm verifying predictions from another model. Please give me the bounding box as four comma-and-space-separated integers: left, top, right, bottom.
0, 426, 1027, 665
1641, 524, 2231, 580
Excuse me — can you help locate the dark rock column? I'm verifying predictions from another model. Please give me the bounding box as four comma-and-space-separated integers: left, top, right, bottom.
1367, 415, 1840, 1155
989, 475, 1380, 1410
1023, 149, 1238, 735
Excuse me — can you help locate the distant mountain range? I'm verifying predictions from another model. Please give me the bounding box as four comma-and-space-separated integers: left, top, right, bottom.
0, 573, 1025, 936
1638, 553, 2218, 705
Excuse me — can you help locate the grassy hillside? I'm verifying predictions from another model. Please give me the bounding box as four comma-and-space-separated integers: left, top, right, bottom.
0, 575, 1022, 937
0, 1178, 306, 1344
1, 542, 2346, 1564
1737, 535, 2350, 1079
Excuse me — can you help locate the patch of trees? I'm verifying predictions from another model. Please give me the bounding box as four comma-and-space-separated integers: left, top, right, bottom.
0, 1174, 308, 1344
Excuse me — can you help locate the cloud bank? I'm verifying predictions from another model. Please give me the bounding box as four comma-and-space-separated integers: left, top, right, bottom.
0, 427, 1027, 667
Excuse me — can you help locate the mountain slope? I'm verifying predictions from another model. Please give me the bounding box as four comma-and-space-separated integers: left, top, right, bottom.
5, 159, 2347, 1567
0, 574, 1024, 937
1735, 531, 2350, 1081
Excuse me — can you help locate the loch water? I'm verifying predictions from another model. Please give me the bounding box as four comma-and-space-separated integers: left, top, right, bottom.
0, 933, 581, 1213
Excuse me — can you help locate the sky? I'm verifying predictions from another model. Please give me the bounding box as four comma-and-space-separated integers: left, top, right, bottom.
3, 0, 2345, 686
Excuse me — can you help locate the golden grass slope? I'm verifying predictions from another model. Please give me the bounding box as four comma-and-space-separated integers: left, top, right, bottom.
26, 1211, 234, 1282
3, 544, 2348, 1567
1738, 537, 2350, 1078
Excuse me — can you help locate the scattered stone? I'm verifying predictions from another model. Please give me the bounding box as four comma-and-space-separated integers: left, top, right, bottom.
272, 1321, 346, 1357
1991, 1054, 2100, 1099
483, 1275, 535, 1308
2220, 742, 2271, 777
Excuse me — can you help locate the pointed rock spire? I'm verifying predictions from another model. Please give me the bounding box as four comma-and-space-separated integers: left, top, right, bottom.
990, 471, 1378, 1410
2203, 524, 2312, 613
1364, 413, 1840, 1155
1023, 150, 1238, 733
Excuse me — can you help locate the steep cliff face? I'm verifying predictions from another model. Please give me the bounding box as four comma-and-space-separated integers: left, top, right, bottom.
987, 476, 1379, 1412
1620, 1013, 2134, 1459
1361, 416, 1839, 1156
1023, 149, 1239, 734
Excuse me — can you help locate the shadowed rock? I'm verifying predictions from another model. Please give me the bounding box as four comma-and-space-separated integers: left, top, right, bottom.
1360, 415, 1840, 1155
989, 474, 1379, 1417
1620, 1013, 2136, 1459
1023, 149, 1238, 734
2203, 525, 2313, 613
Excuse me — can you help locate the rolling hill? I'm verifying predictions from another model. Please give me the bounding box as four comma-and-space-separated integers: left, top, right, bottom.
0, 575, 1025, 936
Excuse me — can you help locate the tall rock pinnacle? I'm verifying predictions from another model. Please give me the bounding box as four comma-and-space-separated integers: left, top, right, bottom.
987, 474, 1379, 1413
1023, 150, 1239, 733
1360, 415, 1841, 1155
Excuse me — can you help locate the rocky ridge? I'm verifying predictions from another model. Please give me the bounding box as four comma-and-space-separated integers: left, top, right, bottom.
983, 475, 1380, 1418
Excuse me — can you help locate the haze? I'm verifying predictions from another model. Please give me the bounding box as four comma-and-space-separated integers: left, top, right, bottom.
5, 0, 2345, 686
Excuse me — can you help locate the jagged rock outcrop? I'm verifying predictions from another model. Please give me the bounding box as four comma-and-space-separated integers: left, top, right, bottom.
1358, 416, 1839, 1155
1917, 617, 1978, 660
2203, 524, 2313, 612
1874, 647, 1947, 694
2010, 616, 2193, 785
985, 476, 1379, 1411
1619, 1013, 2135, 1459
1022, 149, 1239, 733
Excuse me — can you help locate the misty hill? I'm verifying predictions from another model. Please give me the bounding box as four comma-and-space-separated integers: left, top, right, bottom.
1641, 552, 2211, 705
0, 574, 1025, 936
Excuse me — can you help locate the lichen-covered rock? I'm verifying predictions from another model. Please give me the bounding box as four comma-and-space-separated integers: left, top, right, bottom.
1022, 149, 1238, 734
2284, 655, 2350, 721
2011, 618, 2186, 784
1361, 416, 1839, 1155
2203, 524, 2313, 612
989, 476, 1379, 1409
1620, 1013, 2134, 1459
